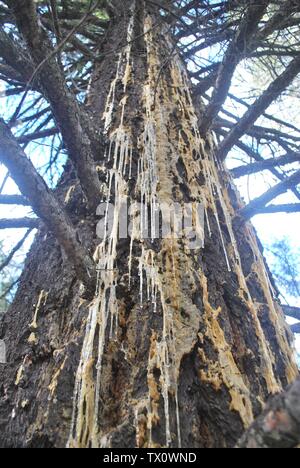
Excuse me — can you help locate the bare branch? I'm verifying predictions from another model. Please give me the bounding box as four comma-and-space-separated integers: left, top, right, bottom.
255, 203, 300, 214
0, 275, 21, 302
0, 62, 24, 84
0, 218, 39, 229
0, 119, 96, 296
7, 0, 102, 211
234, 139, 300, 203
0, 27, 36, 85
0, 171, 9, 194
0, 194, 30, 206
0, 229, 32, 273
199, 0, 270, 135
290, 323, 300, 334
216, 125, 300, 202
227, 92, 300, 135
16, 127, 58, 144
217, 54, 300, 161
240, 169, 300, 219
49, 0, 62, 45
283, 305, 300, 321
256, 0, 300, 40
231, 152, 300, 178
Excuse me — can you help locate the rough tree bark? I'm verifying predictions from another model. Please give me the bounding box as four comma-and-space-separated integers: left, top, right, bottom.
0, 1, 298, 449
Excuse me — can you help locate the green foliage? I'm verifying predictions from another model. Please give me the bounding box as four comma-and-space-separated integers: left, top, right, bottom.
266, 238, 300, 301
0, 242, 22, 316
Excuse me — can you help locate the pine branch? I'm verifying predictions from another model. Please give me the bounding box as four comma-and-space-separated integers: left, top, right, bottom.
0, 275, 21, 302
283, 305, 300, 321
235, 140, 300, 203
255, 204, 300, 214
0, 229, 32, 273
240, 169, 300, 219
215, 126, 300, 202
231, 152, 300, 178
16, 127, 59, 144
0, 172, 9, 194
177, 2, 240, 40
0, 62, 24, 84
0, 194, 30, 206
0, 218, 39, 229
290, 323, 300, 334
7, 0, 102, 211
227, 92, 300, 135
217, 54, 300, 161
0, 119, 96, 297
146, 0, 186, 25
49, 0, 62, 45
256, 0, 300, 41
0, 27, 36, 85
199, 0, 270, 135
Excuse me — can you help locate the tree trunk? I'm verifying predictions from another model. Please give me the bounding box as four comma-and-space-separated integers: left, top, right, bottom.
0, 1, 298, 449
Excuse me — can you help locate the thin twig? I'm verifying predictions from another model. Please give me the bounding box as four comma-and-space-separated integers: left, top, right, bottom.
0, 276, 21, 302
0, 229, 32, 273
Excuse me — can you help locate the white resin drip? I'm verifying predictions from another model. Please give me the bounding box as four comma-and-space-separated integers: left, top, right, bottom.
68, 2, 136, 448
66, 6, 284, 450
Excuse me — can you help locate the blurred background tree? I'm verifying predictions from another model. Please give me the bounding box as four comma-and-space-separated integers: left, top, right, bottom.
266, 238, 300, 365
266, 238, 300, 303
0, 238, 26, 316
